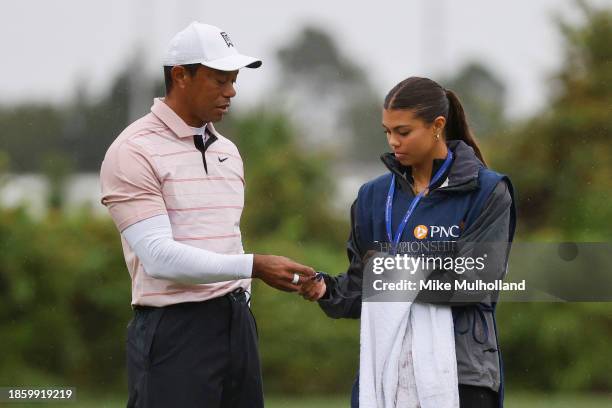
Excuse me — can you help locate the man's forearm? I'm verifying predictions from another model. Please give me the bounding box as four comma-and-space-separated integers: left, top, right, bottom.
123, 214, 253, 284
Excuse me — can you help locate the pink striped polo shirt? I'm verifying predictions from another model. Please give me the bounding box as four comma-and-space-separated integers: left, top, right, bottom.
100, 98, 251, 307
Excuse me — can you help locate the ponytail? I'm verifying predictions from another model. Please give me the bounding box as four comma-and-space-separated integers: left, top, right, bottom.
444, 89, 487, 166
384, 77, 487, 166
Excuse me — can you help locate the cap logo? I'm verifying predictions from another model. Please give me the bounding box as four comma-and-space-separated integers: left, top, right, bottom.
220, 32, 234, 48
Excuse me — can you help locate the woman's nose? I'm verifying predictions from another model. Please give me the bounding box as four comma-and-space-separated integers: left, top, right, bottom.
388, 135, 400, 148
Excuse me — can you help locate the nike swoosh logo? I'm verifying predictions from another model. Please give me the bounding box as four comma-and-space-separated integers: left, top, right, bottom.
218, 157, 229, 162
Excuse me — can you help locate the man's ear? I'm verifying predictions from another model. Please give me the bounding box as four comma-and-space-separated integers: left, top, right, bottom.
171, 66, 188, 90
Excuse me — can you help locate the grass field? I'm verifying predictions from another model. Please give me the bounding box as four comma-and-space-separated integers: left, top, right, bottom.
8, 392, 612, 407
266, 393, 611, 408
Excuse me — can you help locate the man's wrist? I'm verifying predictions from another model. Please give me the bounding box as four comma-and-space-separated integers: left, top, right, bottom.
236, 253, 254, 280
251, 254, 262, 279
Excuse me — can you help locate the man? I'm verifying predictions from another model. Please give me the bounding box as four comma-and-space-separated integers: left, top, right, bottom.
100, 22, 315, 407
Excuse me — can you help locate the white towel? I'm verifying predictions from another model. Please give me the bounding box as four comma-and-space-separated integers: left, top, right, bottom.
359, 298, 459, 408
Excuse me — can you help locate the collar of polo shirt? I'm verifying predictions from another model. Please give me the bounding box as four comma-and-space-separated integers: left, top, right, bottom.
151, 98, 193, 138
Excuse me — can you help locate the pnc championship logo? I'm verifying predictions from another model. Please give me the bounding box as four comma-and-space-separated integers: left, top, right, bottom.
413, 224, 462, 240
413, 225, 429, 240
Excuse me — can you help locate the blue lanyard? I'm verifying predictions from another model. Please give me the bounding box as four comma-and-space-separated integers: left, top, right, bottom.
385, 150, 453, 254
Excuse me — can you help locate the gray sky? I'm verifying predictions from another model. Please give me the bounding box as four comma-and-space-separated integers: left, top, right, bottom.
1, 0, 610, 118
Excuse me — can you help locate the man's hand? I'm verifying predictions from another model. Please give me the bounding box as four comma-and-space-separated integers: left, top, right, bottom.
252, 254, 316, 292
299, 275, 327, 301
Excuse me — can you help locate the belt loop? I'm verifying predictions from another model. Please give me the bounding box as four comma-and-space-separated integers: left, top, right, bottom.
229, 287, 247, 304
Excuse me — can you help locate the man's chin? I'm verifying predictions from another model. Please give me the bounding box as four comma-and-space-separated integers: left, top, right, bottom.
206, 112, 224, 123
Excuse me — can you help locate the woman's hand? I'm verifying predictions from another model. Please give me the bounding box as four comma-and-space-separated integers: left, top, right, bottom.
299, 275, 327, 301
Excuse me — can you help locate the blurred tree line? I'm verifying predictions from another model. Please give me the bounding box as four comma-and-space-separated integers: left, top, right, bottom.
0, 24, 508, 174
488, 0, 612, 393
486, 0, 612, 241
0, 0, 611, 398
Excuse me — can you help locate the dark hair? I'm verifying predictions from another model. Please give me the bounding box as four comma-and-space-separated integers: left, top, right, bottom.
163, 64, 201, 95
383, 77, 486, 166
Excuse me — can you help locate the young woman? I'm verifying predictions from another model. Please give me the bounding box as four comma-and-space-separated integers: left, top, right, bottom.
300, 77, 517, 408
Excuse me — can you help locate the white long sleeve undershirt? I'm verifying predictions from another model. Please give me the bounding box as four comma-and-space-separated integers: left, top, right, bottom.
121, 214, 253, 285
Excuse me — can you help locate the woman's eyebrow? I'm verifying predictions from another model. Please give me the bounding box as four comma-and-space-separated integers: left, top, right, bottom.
384, 124, 412, 131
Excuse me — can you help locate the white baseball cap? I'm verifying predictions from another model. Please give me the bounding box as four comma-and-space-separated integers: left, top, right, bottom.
163, 22, 262, 71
